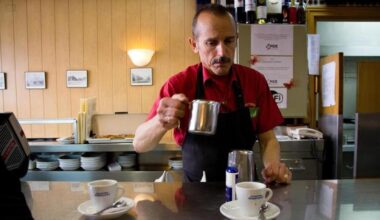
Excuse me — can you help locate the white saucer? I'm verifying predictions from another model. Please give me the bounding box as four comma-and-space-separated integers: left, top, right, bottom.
220, 201, 280, 220
77, 197, 134, 219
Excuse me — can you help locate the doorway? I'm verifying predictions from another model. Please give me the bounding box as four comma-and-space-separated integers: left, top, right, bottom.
307, 6, 380, 179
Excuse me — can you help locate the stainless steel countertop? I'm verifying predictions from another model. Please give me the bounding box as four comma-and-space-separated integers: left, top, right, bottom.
25, 178, 380, 220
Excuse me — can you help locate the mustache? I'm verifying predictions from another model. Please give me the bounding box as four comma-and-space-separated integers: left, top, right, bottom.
211, 56, 231, 65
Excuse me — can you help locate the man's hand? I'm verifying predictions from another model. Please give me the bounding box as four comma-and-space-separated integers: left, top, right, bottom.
261, 162, 292, 184
157, 94, 188, 130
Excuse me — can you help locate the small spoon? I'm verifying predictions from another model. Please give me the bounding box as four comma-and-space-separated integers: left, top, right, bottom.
92, 199, 126, 215
259, 203, 269, 220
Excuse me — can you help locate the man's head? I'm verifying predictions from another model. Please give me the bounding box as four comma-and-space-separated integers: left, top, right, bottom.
189, 4, 237, 76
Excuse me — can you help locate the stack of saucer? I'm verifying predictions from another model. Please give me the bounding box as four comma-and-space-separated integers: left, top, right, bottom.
36, 157, 59, 171
58, 154, 81, 170
81, 152, 107, 171
117, 153, 136, 168
168, 157, 183, 170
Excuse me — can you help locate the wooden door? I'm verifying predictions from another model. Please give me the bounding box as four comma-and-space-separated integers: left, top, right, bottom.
318, 52, 344, 179
357, 61, 380, 113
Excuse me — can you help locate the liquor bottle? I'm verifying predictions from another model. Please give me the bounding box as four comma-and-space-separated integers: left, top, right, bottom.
288, 0, 297, 24
296, 0, 306, 24
196, 0, 211, 12
245, 0, 256, 24
256, 0, 267, 24
225, 160, 238, 201
218, 0, 227, 7
281, 0, 289, 23
234, 0, 246, 23
267, 0, 282, 23
226, 0, 236, 19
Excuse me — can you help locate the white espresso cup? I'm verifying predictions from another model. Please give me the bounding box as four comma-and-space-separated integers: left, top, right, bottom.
88, 179, 124, 212
235, 181, 273, 217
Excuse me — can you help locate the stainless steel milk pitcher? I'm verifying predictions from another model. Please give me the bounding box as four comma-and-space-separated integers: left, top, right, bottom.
188, 100, 221, 135
228, 150, 255, 182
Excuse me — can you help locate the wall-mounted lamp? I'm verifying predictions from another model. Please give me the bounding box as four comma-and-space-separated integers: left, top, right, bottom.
127, 49, 155, 67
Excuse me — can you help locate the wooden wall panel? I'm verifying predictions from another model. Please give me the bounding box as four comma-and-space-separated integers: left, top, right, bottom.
112, 0, 127, 112
1, 0, 18, 114
154, 0, 170, 90
27, 0, 45, 137
97, 0, 113, 114
141, 0, 156, 112
169, 0, 185, 75
41, 0, 58, 137
68, 0, 85, 117
13, 0, 31, 136
83, 0, 98, 101
126, 0, 142, 113
0, 0, 198, 138
55, 0, 72, 137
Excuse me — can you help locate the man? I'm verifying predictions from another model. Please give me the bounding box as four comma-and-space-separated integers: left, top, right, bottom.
133, 4, 291, 183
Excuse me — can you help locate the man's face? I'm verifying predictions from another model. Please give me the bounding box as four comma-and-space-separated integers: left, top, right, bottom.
190, 13, 237, 76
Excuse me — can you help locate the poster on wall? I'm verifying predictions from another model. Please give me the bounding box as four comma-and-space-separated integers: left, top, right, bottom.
251, 24, 293, 56
307, 34, 320, 75
251, 56, 293, 87
270, 87, 287, 109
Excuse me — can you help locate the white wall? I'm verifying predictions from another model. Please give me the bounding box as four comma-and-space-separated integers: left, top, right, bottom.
317, 22, 380, 56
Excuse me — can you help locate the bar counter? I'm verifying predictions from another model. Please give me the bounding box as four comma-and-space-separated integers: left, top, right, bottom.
24, 179, 380, 220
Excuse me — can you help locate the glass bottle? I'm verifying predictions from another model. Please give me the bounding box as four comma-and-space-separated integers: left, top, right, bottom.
297, 0, 306, 24
235, 0, 246, 23
245, 0, 256, 24
288, 0, 297, 24
256, 0, 267, 24
282, 0, 289, 23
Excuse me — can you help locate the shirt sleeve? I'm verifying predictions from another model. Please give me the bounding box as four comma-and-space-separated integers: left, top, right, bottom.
146, 80, 177, 120
255, 75, 284, 134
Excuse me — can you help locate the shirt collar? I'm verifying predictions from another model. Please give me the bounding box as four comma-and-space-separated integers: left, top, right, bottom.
201, 64, 237, 85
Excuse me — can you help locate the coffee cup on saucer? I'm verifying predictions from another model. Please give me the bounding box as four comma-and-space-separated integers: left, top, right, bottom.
235, 181, 273, 217
88, 179, 125, 213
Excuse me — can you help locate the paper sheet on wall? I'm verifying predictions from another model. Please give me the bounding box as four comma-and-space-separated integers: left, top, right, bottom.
251, 56, 293, 87
251, 24, 293, 56
270, 87, 287, 109
307, 34, 320, 75
322, 62, 336, 107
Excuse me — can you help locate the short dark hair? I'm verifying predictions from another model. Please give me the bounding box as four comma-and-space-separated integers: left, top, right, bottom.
192, 4, 233, 38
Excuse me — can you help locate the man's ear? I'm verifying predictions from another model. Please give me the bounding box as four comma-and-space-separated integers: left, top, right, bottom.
188, 37, 199, 53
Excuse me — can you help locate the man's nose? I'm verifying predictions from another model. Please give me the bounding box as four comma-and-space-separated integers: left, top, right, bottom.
216, 42, 227, 56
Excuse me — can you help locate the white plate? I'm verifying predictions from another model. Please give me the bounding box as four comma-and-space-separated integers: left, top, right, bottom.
87, 138, 133, 144
220, 201, 280, 220
77, 197, 134, 220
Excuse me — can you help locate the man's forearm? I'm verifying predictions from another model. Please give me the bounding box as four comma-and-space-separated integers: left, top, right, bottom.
133, 115, 169, 153
258, 130, 281, 167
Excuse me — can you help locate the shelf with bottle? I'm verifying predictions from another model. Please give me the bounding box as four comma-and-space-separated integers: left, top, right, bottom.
215, 0, 307, 25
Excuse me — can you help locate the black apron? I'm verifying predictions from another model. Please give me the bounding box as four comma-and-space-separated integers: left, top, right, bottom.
182, 65, 256, 182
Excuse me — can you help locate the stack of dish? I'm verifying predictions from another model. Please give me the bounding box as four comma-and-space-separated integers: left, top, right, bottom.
58, 154, 81, 170
80, 152, 107, 171
56, 136, 75, 144
36, 157, 59, 171
168, 157, 183, 170
28, 159, 36, 170
117, 153, 136, 168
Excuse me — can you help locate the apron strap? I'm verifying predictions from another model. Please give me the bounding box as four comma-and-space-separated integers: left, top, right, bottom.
195, 64, 205, 99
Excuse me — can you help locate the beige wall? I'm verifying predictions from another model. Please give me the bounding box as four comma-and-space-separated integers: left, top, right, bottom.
0, 0, 199, 138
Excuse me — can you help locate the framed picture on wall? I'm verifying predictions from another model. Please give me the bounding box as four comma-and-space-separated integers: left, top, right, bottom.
130, 68, 153, 86
25, 72, 46, 89
66, 70, 88, 88
0, 72, 5, 90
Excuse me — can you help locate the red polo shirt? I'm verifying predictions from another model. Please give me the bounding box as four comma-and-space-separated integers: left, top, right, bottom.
147, 63, 283, 146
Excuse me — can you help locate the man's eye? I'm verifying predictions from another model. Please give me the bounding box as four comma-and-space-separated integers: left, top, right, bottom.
206, 41, 217, 47
225, 39, 235, 45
